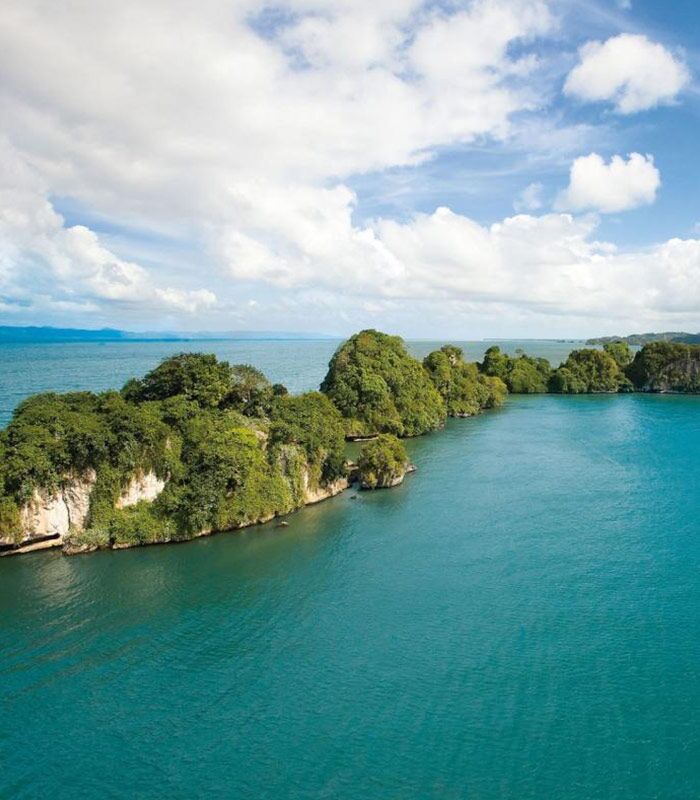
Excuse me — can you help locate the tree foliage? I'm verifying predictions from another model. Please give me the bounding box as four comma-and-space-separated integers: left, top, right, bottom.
549, 349, 631, 393
123, 353, 234, 408
269, 392, 347, 482
627, 342, 700, 392
479, 346, 552, 393
603, 341, 633, 369
320, 330, 446, 436
423, 345, 507, 415
0, 353, 345, 549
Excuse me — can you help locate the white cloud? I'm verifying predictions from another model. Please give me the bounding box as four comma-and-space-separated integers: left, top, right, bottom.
514, 182, 544, 212
564, 34, 689, 114
555, 152, 660, 213
210, 185, 700, 329
0, 1, 697, 336
0, 141, 216, 317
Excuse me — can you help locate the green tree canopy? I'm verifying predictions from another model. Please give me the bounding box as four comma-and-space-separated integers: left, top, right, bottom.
320, 330, 446, 436
603, 341, 633, 368
549, 349, 630, 393
269, 392, 346, 482
627, 341, 700, 392
423, 345, 507, 416
479, 346, 551, 393
123, 353, 234, 408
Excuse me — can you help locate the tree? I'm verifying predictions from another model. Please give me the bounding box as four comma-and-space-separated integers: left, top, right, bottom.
627, 341, 700, 392
321, 330, 446, 436
549, 349, 628, 393
603, 341, 633, 368
223, 364, 273, 416
423, 345, 507, 416
480, 346, 551, 393
123, 353, 234, 408
269, 392, 347, 482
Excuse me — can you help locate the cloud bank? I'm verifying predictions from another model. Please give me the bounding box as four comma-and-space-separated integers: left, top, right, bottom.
0, 0, 697, 335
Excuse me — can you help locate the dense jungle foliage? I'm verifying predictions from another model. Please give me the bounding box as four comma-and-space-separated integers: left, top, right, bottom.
480, 346, 552, 393
320, 330, 446, 437
627, 341, 700, 392
423, 345, 507, 415
0, 354, 345, 548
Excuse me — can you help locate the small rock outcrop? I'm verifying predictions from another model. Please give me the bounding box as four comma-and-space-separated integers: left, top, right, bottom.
301, 465, 349, 505
356, 434, 413, 491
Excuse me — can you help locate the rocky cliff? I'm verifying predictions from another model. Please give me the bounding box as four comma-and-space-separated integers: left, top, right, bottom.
2, 470, 167, 555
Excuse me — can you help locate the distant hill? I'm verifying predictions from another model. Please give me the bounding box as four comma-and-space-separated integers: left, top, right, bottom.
586, 332, 700, 346
0, 326, 335, 344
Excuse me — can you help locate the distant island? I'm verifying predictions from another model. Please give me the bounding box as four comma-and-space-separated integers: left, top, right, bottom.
587, 332, 700, 346
0, 325, 335, 344
1, 330, 699, 557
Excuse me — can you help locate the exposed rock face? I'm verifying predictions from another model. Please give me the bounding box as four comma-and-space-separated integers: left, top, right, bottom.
116, 471, 166, 509
13, 470, 97, 550
302, 472, 349, 505
7, 464, 351, 557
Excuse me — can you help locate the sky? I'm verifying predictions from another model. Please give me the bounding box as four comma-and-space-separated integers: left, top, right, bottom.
0, 0, 699, 339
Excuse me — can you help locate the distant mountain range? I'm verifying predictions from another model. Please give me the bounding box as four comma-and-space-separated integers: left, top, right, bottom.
0, 326, 335, 343
586, 332, 700, 346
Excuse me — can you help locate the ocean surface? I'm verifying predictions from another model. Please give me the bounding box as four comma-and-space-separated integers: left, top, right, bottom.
1, 343, 699, 799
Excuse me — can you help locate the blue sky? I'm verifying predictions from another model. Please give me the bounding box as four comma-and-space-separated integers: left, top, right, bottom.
0, 0, 699, 338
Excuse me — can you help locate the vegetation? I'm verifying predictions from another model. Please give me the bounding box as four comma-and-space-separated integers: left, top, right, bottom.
0, 354, 346, 551
357, 434, 410, 489
549, 349, 632, 393
587, 332, 700, 346
479, 346, 552, 393
627, 342, 700, 392
423, 345, 507, 416
320, 330, 446, 437
603, 341, 633, 369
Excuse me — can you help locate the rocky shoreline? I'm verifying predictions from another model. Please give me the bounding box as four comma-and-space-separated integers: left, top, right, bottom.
1, 460, 417, 557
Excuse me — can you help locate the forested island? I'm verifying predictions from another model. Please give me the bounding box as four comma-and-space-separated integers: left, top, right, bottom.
586, 331, 700, 346
1, 331, 699, 556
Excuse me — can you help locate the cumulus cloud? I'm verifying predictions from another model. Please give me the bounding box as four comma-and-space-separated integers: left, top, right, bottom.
0, 0, 697, 335
210, 183, 700, 328
555, 152, 660, 213
564, 34, 689, 114
0, 141, 216, 318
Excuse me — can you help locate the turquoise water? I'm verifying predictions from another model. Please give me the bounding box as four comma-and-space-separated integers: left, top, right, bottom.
1, 389, 699, 798
0, 339, 583, 427
0, 341, 697, 797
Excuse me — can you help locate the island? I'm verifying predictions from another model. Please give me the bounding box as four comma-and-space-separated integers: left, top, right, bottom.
1, 331, 699, 556
586, 331, 700, 346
